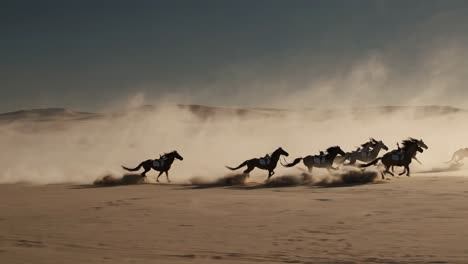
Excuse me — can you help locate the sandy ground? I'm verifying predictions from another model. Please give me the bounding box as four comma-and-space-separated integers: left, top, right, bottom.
1, 176, 468, 263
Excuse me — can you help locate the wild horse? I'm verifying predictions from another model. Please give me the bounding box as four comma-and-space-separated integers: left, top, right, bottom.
122, 151, 184, 182
361, 138, 428, 179
226, 147, 289, 180
446, 148, 468, 165
281, 146, 346, 173
334, 138, 388, 165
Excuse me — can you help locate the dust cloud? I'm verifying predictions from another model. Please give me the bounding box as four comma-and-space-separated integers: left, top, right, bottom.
1, 45, 468, 185
0, 98, 466, 185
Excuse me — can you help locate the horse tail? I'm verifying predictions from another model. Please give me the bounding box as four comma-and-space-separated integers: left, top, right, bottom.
360, 158, 381, 168
122, 162, 144, 172
226, 161, 248, 171
281, 157, 303, 167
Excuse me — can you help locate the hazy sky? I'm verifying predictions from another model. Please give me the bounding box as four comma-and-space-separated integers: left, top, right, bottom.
2, 0, 468, 112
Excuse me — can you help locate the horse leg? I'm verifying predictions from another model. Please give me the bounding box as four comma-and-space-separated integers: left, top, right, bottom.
243, 165, 254, 176
165, 171, 171, 182
156, 171, 164, 182
383, 165, 394, 177
267, 170, 275, 180
398, 167, 406, 176
406, 165, 410, 177
141, 168, 150, 177
307, 166, 313, 173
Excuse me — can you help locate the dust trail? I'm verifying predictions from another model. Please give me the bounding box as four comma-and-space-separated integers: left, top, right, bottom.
189, 173, 249, 188
264, 167, 379, 187
318, 167, 380, 186
188, 167, 379, 188
417, 163, 465, 174
93, 174, 144, 186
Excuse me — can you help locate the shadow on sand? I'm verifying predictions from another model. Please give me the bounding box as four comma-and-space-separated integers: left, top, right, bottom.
72, 174, 145, 189
184, 168, 380, 190
74, 168, 380, 190
185, 174, 249, 189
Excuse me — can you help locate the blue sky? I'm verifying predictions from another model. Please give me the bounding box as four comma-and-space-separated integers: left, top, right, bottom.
2, 0, 468, 111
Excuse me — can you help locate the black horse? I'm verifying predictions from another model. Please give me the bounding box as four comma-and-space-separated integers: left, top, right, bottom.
281, 146, 346, 173
226, 147, 289, 180
334, 138, 389, 165
361, 138, 428, 179
122, 151, 184, 182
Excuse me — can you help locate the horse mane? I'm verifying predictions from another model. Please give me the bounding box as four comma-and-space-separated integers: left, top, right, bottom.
326, 146, 340, 153
401, 138, 418, 151
271, 147, 283, 155
161, 151, 176, 158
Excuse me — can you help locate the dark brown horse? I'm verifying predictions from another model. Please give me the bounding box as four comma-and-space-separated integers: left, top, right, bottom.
226, 147, 289, 180
281, 146, 346, 173
122, 151, 184, 182
361, 138, 428, 179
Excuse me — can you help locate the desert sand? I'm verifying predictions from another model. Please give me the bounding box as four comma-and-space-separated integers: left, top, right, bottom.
1, 105, 468, 263
1, 175, 468, 264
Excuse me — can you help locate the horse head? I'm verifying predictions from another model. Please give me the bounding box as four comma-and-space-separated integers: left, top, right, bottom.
274, 147, 289, 157
408, 138, 428, 150
401, 138, 425, 154
417, 146, 424, 153
172, 150, 184, 160
415, 138, 428, 150
374, 139, 389, 151
327, 146, 346, 156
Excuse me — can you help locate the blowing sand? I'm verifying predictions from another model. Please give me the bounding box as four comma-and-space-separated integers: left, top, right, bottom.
1, 175, 468, 263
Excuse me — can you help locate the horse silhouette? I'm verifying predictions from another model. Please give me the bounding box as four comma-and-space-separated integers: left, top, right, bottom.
281, 146, 346, 173
446, 148, 468, 165
335, 138, 388, 165
122, 151, 184, 182
226, 147, 289, 180
361, 138, 428, 179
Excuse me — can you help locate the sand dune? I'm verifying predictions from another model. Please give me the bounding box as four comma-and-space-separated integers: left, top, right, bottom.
0, 104, 464, 124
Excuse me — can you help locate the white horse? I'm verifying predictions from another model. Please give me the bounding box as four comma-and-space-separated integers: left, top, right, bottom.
446, 148, 468, 165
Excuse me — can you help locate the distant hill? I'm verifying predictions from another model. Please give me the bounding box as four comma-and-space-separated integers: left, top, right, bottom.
0, 105, 464, 124
0, 108, 99, 123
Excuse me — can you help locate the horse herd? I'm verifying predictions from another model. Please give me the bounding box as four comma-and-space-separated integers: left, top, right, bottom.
122, 137, 436, 182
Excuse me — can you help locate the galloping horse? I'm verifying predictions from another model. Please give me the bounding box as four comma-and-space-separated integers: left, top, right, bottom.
281, 146, 346, 173
446, 148, 468, 165
122, 151, 184, 182
361, 138, 428, 179
226, 147, 289, 180
334, 138, 389, 165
